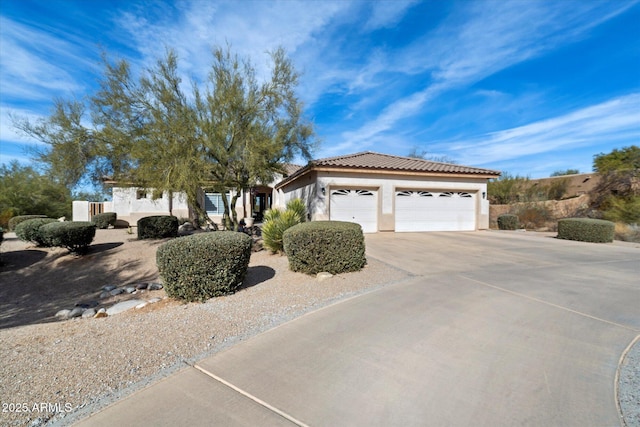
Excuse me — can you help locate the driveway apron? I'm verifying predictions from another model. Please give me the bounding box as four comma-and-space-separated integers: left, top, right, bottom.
75, 231, 639, 427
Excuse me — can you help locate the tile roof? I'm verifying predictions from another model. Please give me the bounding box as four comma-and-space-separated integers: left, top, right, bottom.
277, 151, 500, 187
312, 151, 500, 174
282, 163, 303, 176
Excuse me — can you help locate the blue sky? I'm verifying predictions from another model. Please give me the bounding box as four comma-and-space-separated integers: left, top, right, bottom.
1, 0, 639, 179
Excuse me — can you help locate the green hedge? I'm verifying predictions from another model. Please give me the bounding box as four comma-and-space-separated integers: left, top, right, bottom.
283, 221, 366, 275
14, 218, 58, 246
8, 215, 47, 231
138, 215, 179, 239
40, 221, 96, 254
497, 214, 519, 230
92, 212, 117, 229
557, 218, 615, 243
156, 231, 252, 301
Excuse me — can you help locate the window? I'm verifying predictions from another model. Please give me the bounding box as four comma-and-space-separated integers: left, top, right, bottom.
136, 189, 148, 200
205, 193, 229, 215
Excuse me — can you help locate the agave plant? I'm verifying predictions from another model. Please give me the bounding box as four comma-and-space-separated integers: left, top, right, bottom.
261, 199, 307, 253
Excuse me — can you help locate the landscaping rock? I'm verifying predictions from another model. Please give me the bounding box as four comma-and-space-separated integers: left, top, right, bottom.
136, 283, 148, 290
317, 272, 334, 282
55, 309, 71, 320
125, 287, 137, 294
106, 299, 145, 316
75, 301, 98, 308
178, 222, 195, 236
99, 292, 111, 299
82, 308, 96, 318
148, 297, 162, 304
102, 285, 116, 291
68, 308, 84, 318
97, 308, 106, 314
135, 301, 149, 309
109, 288, 125, 296
94, 311, 108, 318
148, 283, 163, 290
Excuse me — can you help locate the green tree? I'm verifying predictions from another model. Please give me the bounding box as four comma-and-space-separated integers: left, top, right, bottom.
15, 46, 316, 230
593, 145, 640, 173
0, 162, 72, 227
591, 145, 640, 223
550, 169, 579, 177
194, 47, 315, 229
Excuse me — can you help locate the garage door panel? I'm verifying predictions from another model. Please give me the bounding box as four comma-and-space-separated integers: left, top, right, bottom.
330, 189, 378, 233
396, 191, 475, 232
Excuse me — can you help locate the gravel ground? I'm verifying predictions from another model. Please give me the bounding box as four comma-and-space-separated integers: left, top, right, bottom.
619, 336, 640, 427
0, 229, 409, 426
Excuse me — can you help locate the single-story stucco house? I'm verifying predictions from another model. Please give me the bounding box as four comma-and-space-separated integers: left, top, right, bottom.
274, 151, 500, 232
92, 151, 500, 232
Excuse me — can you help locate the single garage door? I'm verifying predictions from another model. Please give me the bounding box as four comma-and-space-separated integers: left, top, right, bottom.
330, 189, 378, 233
395, 190, 476, 232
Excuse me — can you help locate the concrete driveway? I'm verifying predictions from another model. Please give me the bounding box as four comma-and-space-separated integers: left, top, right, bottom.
75, 231, 639, 427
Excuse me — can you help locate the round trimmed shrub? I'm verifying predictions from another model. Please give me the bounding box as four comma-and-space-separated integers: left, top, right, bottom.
138, 215, 179, 239
40, 221, 96, 254
8, 215, 47, 231
283, 221, 366, 275
557, 218, 615, 243
14, 218, 57, 246
497, 214, 519, 230
92, 212, 117, 229
157, 231, 252, 301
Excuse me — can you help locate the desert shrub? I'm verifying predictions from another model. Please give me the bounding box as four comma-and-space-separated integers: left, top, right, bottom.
92, 212, 117, 229
8, 215, 47, 231
614, 223, 640, 243
262, 210, 301, 253
14, 218, 57, 246
261, 199, 307, 253
283, 221, 366, 275
40, 221, 97, 254
156, 231, 252, 301
488, 173, 530, 204
138, 215, 179, 239
497, 214, 519, 230
263, 208, 281, 223
285, 198, 307, 223
557, 218, 614, 243
0, 208, 19, 229
512, 203, 553, 229
601, 196, 640, 224
545, 178, 569, 200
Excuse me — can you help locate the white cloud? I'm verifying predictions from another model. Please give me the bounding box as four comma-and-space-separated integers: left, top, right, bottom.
335, 1, 636, 150
0, 17, 97, 100
115, 1, 348, 84
364, 0, 419, 31
449, 93, 640, 166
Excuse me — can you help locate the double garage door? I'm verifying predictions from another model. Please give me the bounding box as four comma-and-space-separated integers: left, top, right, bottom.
395, 190, 476, 232
330, 188, 476, 232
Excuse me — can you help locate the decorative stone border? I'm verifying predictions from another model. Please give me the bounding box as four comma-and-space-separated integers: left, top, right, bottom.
55, 283, 165, 320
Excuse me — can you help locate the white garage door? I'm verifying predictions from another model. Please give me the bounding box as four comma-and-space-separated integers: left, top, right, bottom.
330, 189, 378, 233
395, 191, 476, 232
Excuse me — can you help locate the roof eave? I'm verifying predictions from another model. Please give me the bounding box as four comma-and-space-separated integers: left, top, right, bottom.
275, 165, 501, 188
